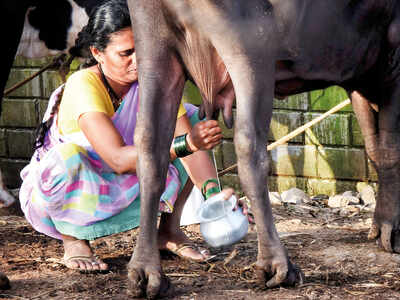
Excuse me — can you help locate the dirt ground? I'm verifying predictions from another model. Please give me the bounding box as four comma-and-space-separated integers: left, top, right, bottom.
1, 201, 400, 300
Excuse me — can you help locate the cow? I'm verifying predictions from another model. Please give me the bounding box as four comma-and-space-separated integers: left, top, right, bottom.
125, 0, 400, 298
0, 0, 108, 289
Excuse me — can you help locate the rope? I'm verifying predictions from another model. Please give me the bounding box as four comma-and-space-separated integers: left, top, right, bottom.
217, 98, 352, 176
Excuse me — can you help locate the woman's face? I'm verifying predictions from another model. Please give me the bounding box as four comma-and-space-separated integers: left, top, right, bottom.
95, 27, 138, 85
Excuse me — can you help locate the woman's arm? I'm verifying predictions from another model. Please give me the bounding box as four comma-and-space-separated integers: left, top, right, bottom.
172, 114, 223, 192
79, 109, 223, 177
78, 111, 138, 174
78, 110, 212, 174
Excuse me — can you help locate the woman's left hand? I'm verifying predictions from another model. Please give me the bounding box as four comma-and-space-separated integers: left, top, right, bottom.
186, 120, 223, 152
220, 188, 255, 224
236, 197, 255, 224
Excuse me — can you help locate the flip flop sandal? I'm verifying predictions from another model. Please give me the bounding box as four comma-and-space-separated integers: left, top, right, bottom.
63, 255, 108, 272
165, 243, 217, 262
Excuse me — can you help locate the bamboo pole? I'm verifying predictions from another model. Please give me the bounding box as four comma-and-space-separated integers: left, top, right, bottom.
217, 98, 351, 176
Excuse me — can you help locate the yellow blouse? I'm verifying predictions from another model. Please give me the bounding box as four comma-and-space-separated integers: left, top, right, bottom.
58, 69, 187, 135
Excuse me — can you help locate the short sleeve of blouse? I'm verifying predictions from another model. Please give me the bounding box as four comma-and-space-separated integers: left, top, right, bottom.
177, 102, 186, 118
58, 69, 114, 134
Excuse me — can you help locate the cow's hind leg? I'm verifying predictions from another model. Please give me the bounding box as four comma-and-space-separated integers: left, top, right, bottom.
350, 91, 387, 243
359, 85, 400, 253
0, 1, 29, 289
0, 1, 24, 210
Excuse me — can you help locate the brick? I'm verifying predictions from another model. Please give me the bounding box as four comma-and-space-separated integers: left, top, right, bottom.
317, 147, 367, 180
41, 70, 64, 98
220, 174, 244, 197
268, 175, 307, 193
304, 113, 351, 146
273, 92, 309, 111
38, 99, 49, 122
0, 130, 6, 156
218, 110, 235, 139
269, 111, 303, 143
219, 110, 305, 142
351, 114, 364, 146
310, 86, 352, 112
219, 109, 302, 142
5, 69, 42, 97
0, 158, 29, 188
182, 81, 202, 106
212, 145, 224, 171
0, 99, 38, 127
307, 178, 358, 196
269, 145, 317, 177
13, 57, 52, 67
7, 129, 36, 158
221, 141, 237, 170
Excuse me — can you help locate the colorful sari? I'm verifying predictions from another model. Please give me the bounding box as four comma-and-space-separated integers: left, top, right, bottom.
19, 82, 198, 240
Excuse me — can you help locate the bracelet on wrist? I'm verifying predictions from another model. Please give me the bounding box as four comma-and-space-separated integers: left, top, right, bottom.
201, 178, 221, 200
173, 133, 193, 158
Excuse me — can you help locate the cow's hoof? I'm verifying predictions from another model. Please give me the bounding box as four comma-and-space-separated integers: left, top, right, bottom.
368, 221, 400, 253
127, 267, 171, 299
255, 257, 304, 288
0, 272, 10, 290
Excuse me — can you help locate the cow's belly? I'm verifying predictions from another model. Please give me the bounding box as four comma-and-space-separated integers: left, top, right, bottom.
16, 0, 89, 58
16, 12, 61, 58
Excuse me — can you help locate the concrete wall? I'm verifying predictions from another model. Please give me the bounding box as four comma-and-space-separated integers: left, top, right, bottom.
2, 57, 377, 195
1, 57, 63, 188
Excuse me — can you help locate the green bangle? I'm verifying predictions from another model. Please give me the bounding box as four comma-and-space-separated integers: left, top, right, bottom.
205, 186, 221, 200
201, 178, 221, 199
173, 133, 193, 158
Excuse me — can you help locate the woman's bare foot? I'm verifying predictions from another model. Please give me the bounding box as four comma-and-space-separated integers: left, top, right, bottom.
62, 235, 108, 271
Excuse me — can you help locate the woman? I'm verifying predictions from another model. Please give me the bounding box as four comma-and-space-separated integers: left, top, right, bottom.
19, 0, 244, 271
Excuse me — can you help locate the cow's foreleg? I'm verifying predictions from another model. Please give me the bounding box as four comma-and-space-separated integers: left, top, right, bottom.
127, 67, 183, 299
127, 2, 186, 298
364, 84, 400, 253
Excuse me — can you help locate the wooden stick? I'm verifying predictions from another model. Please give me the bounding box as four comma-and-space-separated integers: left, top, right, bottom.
267, 98, 351, 150
4, 54, 66, 97
217, 98, 351, 176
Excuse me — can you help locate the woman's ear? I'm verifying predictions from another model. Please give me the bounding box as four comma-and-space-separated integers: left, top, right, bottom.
90, 46, 103, 64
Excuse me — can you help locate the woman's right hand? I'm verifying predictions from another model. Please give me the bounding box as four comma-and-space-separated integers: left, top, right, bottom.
186, 120, 223, 152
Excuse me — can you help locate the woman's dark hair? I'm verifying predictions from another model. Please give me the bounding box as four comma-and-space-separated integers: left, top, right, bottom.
34, 0, 132, 151
70, 0, 132, 67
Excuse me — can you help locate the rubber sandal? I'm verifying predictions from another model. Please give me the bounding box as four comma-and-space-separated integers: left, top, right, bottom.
164, 242, 217, 262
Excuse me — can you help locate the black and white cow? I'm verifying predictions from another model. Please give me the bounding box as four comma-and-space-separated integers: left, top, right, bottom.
0, 0, 107, 289
0, 0, 108, 204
